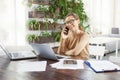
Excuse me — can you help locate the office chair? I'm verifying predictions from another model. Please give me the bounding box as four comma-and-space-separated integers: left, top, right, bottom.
89, 45, 105, 60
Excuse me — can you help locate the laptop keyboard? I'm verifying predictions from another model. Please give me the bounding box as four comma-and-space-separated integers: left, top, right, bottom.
12, 53, 23, 57
11, 51, 36, 58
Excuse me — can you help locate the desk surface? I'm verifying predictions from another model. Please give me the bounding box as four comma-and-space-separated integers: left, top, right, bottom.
0, 56, 120, 80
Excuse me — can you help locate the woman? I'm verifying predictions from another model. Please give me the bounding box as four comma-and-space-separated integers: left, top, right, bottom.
57, 13, 90, 60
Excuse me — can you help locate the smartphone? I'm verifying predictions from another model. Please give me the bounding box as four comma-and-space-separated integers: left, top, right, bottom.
63, 60, 77, 65
64, 27, 69, 35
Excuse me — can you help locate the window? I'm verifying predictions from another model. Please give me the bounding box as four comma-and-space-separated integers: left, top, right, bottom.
0, 0, 26, 45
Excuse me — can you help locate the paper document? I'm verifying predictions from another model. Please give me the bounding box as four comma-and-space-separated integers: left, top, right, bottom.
17, 61, 47, 72
50, 59, 84, 69
85, 60, 120, 73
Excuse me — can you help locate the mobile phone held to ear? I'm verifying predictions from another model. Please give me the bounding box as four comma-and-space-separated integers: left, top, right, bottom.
64, 27, 69, 35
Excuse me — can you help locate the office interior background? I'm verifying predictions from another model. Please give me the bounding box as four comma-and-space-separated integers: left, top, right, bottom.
0, 0, 120, 46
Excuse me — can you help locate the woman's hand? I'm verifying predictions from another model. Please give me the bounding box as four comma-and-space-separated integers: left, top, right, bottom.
61, 27, 69, 39
65, 49, 74, 56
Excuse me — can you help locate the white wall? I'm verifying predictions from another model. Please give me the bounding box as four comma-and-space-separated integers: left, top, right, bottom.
114, 0, 120, 27
83, 0, 120, 34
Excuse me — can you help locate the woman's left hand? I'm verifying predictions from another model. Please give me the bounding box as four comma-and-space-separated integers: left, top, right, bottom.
65, 50, 74, 56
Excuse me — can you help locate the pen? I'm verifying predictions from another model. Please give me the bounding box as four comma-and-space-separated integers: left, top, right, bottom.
102, 68, 118, 72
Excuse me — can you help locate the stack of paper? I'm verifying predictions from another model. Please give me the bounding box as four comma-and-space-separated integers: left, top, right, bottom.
50, 59, 84, 69
17, 61, 47, 72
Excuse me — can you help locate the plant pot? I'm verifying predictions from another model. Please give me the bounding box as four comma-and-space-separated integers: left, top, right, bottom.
29, 11, 45, 18
28, 26, 40, 30
39, 36, 55, 43
40, 22, 55, 30
28, 0, 50, 5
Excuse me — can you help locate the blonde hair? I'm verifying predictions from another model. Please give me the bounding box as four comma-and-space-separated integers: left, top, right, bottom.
66, 13, 79, 20
66, 13, 85, 31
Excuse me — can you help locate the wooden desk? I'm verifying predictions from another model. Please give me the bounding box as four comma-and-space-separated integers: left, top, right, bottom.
0, 56, 120, 80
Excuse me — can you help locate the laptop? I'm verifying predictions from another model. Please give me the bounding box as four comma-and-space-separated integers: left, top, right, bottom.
0, 45, 37, 60
31, 43, 70, 61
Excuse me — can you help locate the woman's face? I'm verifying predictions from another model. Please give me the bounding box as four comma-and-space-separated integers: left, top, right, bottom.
65, 16, 80, 31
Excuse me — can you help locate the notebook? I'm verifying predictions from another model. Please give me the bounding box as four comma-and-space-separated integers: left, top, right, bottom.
85, 60, 120, 73
31, 43, 70, 61
0, 45, 37, 60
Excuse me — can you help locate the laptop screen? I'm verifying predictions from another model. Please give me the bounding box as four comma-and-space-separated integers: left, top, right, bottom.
0, 45, 12, 58
31, 44, 59, 60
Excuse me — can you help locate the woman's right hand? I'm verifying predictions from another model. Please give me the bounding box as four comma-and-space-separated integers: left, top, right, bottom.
61, 27, 69, 39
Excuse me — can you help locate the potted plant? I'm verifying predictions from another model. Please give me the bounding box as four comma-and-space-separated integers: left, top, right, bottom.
26, 34, 40, 43
51, 31, 61, 42
39, 31, 55, 43
27, 19, 40, 30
